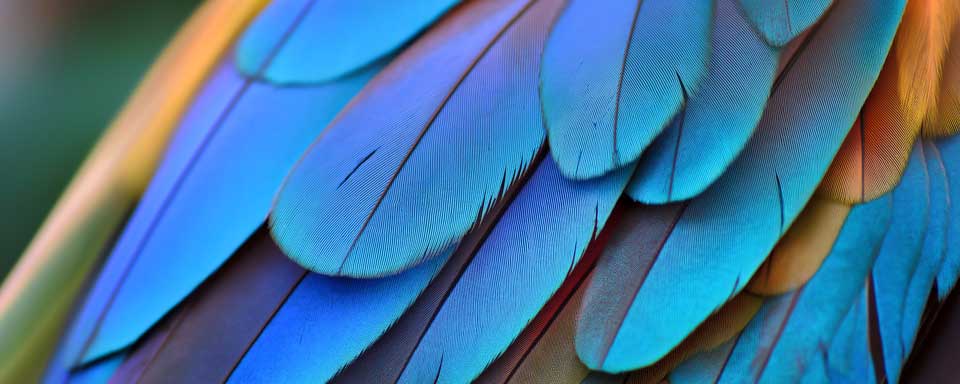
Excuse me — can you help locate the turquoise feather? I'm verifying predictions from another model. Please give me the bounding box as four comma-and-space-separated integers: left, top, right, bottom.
70, 59, 379, 364
799, 291, 878, 384
871, 142, 931, 383
236, 0, 457, 84
269, 0, 549, 278
628, 0, 779, 203
737, 0, 833, 47
902, 141, 949, 354
683, 197, 892, 384
669, 338, 737, 384
575, 0, 904, 373
936, 135, 960, 300
540, 0, 714, 179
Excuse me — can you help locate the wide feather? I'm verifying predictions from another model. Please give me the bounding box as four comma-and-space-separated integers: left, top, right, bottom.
936, 135, 960, 298
869, 142, 931, 383
236, 0, 458, 84
627, 0, 779, 203
747, 198, 850, 296
678, 196, 891, 383
901, 140, 949, 356
736, 0, 833, 47
540, 0, 714, 179
575, 0, 904, 373
269, 0, 548, 278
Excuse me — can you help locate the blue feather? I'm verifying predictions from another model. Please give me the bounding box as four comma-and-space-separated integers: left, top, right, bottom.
687, 197, 891, 384
269, 0, 552, 278
236, 0, 458, 84
540, 0, 714, 179
936, 135, 960, 299
737, 0, 833, 47
871, 142, 931, 383
393, 156, 631, 383
575, 0, 904, 373
65, 354, 124, 384
60, 58, 378, 366
628, 0, 779, 203
669, 338, 737, 384
228, 248, 451, 383
902, 141, 950, 354
800, 291, 878, 384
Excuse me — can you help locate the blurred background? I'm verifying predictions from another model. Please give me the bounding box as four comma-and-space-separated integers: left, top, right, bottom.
0, 0, 202, 279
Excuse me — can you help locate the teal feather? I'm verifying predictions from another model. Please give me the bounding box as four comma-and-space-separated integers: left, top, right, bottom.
737, 0, 833, 47
236, 0, 457, 84
902, 141, 950, 354
871, 142, 931, 383
540, 0, 714, 179
575, 0, 904, 373
936, 135, 960, 299
269, 0, 551, 278
628, 0, 779, 203
799, 291, 878, 384
669, 338, 737, 384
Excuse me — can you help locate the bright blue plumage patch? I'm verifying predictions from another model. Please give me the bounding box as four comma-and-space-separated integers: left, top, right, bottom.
803, 291, 878, 384
628, 0, 779, 203
575, 0, 905, 372
236, 0, 458, 84
540, 0, 714, 179
737, 0, 833, 47
936, 135, 960, 299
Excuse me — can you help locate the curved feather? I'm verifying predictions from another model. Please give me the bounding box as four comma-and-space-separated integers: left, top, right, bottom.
269, 0, 549, 278
575, 0, 904, 373
869, 142, 931, 383
747, 198, 850, 296
736, 0, 833, 47
540, 0, 714, 179
681, 196, 891, 384
901, 141, 950, 355
936, 135, 960, 298
236, 0, 458, 84
72, 58, 379, 364
819, 0, 958, 203
627, 0, 779, 203
925, 15, 960, 137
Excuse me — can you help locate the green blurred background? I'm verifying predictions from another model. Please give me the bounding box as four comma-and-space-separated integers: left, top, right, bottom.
0, 0, 202, 280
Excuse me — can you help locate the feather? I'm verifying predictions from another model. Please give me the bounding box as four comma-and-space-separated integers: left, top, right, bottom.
668, 338, 737, 384
901, 141, 950, 356
68, 57, 379, 365
925, 19, 960, 137
747, 198, 850, 296
936, 135, 960, 298
869, 142, 931, 383
67, 354, 125, 384
107, 306, 186, 383
678, 196, 891, 383
112, 229, 305, 383
236, 0, 457, 84
3, 2, 267, 382
269, 0, 552, 278
736, 0, 833, 47
819, 0, 958, 203
799, 290, 877, 384
540, 0, 714, 179
627, 0, 779, 203
574, 0, 903, 373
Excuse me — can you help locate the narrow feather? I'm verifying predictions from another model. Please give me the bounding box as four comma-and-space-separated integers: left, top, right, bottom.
925, 20, 960, 137
540, 0, 714, 179
695, 197, 891, 384
236, 0, 457, 84
747, 198, 850, 296
901, 141, 950, 354
7, 2, 266, 381
936, 135, 960, 298
799, 290, 877, 384
76, 59, 379, 364
575, 0, 903, 372
270, 0, 551, 278
736, 0, 833, 47
870, 142, 931, 383
627, 0, 779, 203
668, 338, 738, 384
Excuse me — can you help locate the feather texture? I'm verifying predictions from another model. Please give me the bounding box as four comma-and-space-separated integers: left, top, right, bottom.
575, 0, 903, 373
677, 196, 891, 383
799, 290, 878, 384
925, 19, 960, 137
870, 142, 931, 383
736, 0, 833, 47
269, 0, 549, 278
627, 0, 779, 203
236, 0, 458, 84
747, 198, 850, 296
540, 0, 714, 179
936, 135, 960, 298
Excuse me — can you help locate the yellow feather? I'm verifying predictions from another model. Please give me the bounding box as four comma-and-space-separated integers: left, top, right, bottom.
923, 1, 960, 137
